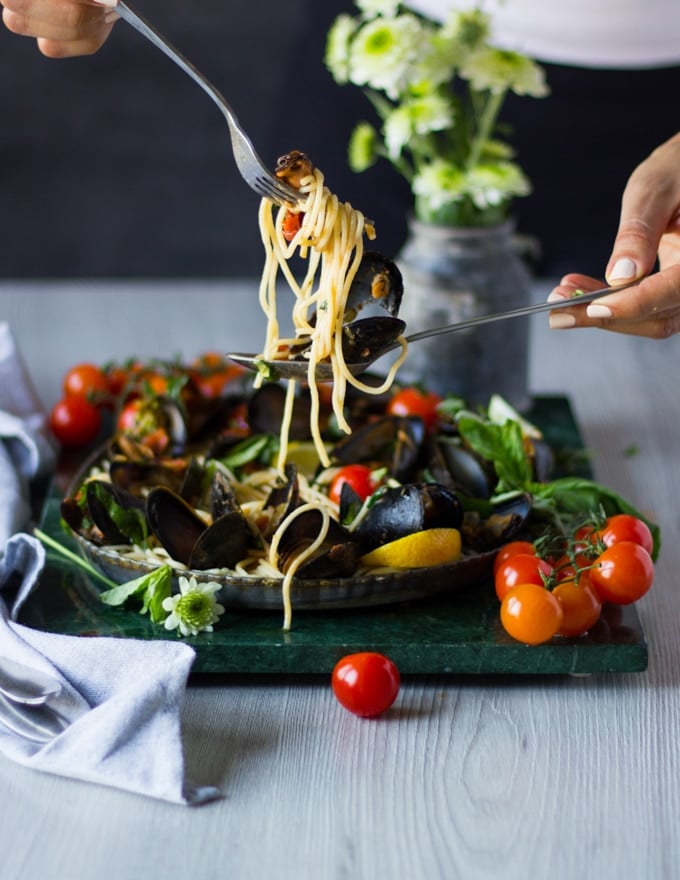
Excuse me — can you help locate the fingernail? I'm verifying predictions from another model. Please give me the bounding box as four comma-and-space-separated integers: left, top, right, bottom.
549, 313, 576, 329
547, 290, 569, 303
94, 0, 117, 7
608, 257, 637, 282
586, 304, 613, 319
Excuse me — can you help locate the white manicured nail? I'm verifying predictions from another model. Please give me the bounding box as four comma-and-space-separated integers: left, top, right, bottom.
94, 0, 117, 8
549, 313, 576, 329
608, 257, 636, 281
547, 290, 569, 303
586, 304, 613, 319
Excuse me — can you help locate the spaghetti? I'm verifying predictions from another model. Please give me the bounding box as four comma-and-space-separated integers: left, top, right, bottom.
255, 151, 408, 470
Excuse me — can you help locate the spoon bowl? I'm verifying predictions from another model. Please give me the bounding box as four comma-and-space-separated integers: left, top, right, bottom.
227, 280, 638, 382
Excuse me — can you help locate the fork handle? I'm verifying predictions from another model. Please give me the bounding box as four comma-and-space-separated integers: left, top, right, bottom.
115, 2, 239, 129
403, 279, 641, 345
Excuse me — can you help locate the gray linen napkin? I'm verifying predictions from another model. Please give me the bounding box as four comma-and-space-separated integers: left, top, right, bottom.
0, 322, 220, 805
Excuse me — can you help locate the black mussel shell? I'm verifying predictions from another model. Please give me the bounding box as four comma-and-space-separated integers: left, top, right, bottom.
332, 415, 426, 482
354, 482, 463, 552
275, 506, 360, 579
189, 510, 251, 570
461, 493, 532, 552
84, 480, 145, 545
341, 316, 405, 364
344, 251, 403, 319
248, 384, 311, 441
146, 486, 207, 567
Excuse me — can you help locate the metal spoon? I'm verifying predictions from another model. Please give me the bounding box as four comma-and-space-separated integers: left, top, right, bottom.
0, 691, 70, 744
0, 656, 62, 706
227, 280, 639, 382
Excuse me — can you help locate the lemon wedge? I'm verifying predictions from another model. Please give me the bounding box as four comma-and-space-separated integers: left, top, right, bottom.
360, 528, 462, 570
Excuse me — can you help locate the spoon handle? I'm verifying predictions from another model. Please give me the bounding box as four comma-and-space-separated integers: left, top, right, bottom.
403, 279, 640, 345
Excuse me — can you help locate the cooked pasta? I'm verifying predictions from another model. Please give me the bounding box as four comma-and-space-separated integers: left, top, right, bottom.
255, 152, 408, 470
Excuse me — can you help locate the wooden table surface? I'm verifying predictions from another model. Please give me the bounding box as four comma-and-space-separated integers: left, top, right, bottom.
1, 278, 679, 880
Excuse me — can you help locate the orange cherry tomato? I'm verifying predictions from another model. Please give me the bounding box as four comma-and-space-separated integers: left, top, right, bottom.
552, 573, 602, 637
500, 583, 563, 645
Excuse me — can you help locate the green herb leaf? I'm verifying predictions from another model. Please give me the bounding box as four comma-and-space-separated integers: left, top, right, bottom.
100, 564, 173, 623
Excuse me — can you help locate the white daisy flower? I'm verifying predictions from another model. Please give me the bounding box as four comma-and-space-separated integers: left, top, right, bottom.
162, 575, 225, 637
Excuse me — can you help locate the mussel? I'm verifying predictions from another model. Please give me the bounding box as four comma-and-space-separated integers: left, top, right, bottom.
332, 415, 427, 482
354, 482, 464, 553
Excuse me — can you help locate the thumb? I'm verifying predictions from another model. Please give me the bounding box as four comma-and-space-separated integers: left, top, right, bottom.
605, 136, 680, 285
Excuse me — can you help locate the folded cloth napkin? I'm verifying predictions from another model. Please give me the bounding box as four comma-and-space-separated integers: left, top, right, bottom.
0, 323, 220, 805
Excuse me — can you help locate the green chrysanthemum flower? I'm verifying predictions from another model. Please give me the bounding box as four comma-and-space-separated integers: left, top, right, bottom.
461, 47, 549, 97
348, 122, 379, 171
384, 94, 455, 159
348, 14, 425, 100
356, 0, 401, 19
162, 576, 225, 637
325, 14, 357, 84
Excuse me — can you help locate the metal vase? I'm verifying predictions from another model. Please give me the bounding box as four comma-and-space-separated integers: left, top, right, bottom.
395, 218, 533, 409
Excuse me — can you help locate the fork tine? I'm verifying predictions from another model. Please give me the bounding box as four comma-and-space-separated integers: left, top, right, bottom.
251, 173, 298, 207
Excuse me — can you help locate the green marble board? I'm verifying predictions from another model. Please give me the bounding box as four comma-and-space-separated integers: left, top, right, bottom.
22, 397, 648, 676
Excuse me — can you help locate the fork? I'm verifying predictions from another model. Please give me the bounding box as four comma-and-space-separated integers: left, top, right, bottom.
112, 1, 299, 207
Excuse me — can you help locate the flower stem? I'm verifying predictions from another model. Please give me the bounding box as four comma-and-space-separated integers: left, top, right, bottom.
466, 88, 506, 171
34, 527, 118, 588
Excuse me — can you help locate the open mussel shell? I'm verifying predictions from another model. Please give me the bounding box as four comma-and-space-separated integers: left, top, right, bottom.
344, 251, 403, 319
332, 415, 426, 482
341, 316, 405, 365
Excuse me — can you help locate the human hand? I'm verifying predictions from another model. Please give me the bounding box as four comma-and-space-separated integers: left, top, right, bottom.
1, 0, 118, 57
547, 132, 680, 339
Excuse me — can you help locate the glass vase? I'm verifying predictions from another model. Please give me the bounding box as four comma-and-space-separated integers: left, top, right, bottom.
394, 218, 533, 410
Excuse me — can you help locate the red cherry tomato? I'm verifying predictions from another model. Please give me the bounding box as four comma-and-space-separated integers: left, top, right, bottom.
331, 652, 400, 717
589, 541, 655, 605
281, 210, 303, 241
500, 583, 563, 645
493, 540, 537, 575
494, 553, 554, 602
386, 387, 442, 430
552, 572, 602, 637
63, 363, 110, 403
595, 514, 654, 556
328, 464, 375, 506
49, 396, 102, 448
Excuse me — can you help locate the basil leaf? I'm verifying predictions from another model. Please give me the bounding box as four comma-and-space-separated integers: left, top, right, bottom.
100, 564, 173, 622
456, 411, 532, 490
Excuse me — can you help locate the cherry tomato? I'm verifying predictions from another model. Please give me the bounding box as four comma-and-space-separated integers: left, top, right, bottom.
281, 210, 303, 242
594, 514, 654, 556
552, 572, 602, 637
493, 540, 536, 575
331, 652, 400, 717
494, 553, 554, 601
104, 364, 130, 398
49, 396, 102, 448
191, 364, 245, 399
63, 363, 110, 403
386, 387, 442, 430
328, 464, 375, 507
500, 583, 563, 645
589, 541, 655, 605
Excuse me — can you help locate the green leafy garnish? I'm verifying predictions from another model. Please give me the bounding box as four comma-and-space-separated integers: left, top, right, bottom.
99, 564, 173, 623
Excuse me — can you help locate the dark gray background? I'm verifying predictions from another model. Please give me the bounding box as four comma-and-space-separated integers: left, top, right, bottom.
1, 0, 678, 279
